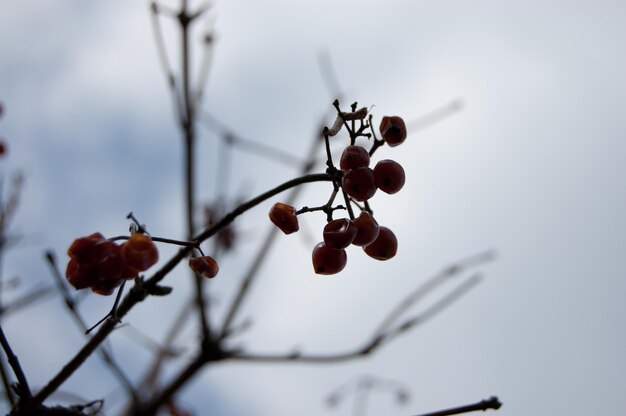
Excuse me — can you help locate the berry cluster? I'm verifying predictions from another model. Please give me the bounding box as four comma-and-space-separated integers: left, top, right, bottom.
66, 232, 159, 295
269, 102, 407, 275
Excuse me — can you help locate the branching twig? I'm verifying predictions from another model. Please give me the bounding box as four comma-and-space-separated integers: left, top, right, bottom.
373, 251, 494, 339
226, 257, 490, 364
33, 172, 333, 403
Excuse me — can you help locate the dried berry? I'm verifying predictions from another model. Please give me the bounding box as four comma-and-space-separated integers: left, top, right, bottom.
269, 202, 299, 234
121, 233, 159, 272
189, 256, 219, 279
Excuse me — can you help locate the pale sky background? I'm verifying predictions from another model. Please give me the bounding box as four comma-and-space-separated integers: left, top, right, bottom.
1, 1, 625, 415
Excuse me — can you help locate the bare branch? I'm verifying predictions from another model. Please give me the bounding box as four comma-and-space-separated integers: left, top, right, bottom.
373, 251, 494, 339
413, 396, 502, 416
33, 172, 333, 403
0, 324, 31, 399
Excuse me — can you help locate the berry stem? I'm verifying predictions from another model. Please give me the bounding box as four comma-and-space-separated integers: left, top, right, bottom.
85, 281, 126, 335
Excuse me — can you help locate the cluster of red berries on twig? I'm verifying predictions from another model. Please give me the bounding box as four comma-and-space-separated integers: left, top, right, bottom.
66, 231, 159, 295
65, 215, 220, 296
269, 100, 407, 275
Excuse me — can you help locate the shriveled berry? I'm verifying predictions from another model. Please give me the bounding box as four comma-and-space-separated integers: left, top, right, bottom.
91, 241, 126, 281
189, 256, 219, 279
340, 145, 370, 171
351, 211, 380, 246
363, 226, 397, 260
269, 202, 299, 234
91, 277, 125, 296
323, 218, 357, 249
67, 232, 108, 263
66, 258, 97, 289
121, 233, 159, 272
312, 242, 347, 275
379, 116, 407, 147
374, 159, 405, 194
342, 167, 377, 201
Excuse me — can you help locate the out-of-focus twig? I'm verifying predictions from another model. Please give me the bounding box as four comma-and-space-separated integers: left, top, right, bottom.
227, 253, 492, 363
0, 324, 31, 399
44, 252, 138, 403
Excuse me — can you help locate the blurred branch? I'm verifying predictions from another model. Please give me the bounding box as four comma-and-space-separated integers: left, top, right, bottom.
0, 324, 31, 400
406, 99, 464, 134
218, 120, 326, 339
0, 286, 53, 317
43, 252, 138, 404
150, 1, 184, 125
201, 112, 303, 168
318, 49, 343, 98
372, 250, 494, 339
227, 253, 492, 364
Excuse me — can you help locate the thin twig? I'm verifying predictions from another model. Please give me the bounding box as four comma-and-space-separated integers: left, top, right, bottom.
150, 1, 184, 125
372, 251, 494, 339
413, 396, 501, 416
0, 324, 31, 399
406, 99, 464, 133
201, 112, 303, 168
0, 286, 53, 317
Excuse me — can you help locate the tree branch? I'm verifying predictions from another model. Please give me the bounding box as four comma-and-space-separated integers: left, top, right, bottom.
33, 172, 332, 403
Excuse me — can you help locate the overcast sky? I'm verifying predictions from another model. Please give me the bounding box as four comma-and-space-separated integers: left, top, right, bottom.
1, 1, 626, 415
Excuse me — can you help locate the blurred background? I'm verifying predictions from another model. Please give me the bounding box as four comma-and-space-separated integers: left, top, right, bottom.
1, 0, 625, 415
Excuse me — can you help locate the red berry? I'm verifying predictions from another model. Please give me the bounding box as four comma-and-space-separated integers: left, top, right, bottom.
67, 232, 108, 263
323, 218, 357, 249
374, 159, 405, 194
342, 167, 377, 201
312, 242, 347, 275
339, 145, 370, 171
66, 258, 97, 289
269, 202, 299, 234
351, 211, 380, 246
189, 256, 219, 279
379, 116, 407, 147
91, 241, 126, 281
121, 233, 159, 272
91, 277, 125, 296
363, 226, 397, 260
